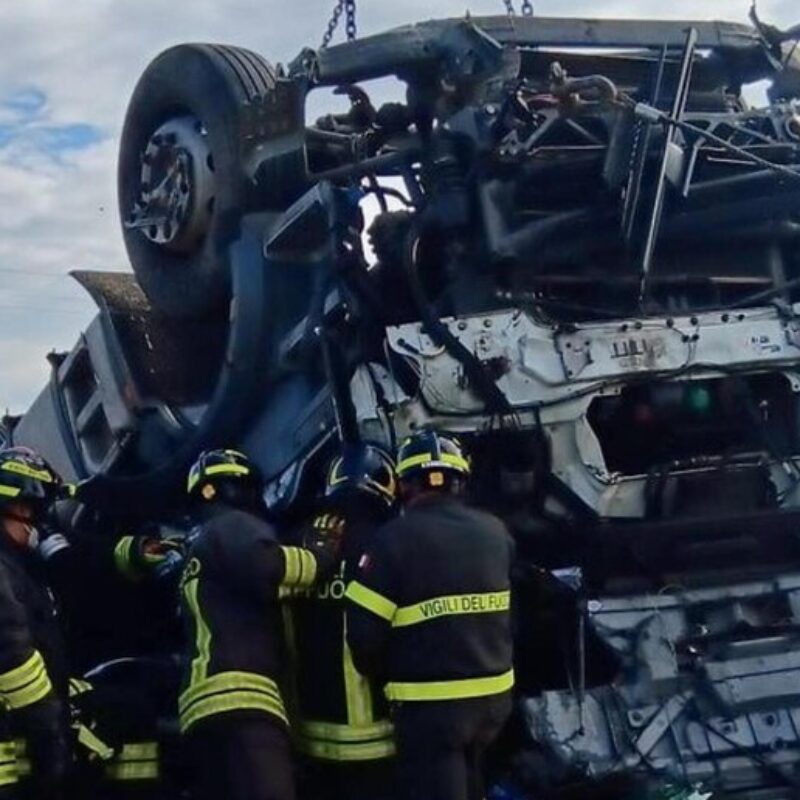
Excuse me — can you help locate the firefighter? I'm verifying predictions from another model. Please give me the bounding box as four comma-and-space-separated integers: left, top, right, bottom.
179, 448, 342, 800
345, 430, 515, 800
0, 448, 71, 799
288, 442, 398, 800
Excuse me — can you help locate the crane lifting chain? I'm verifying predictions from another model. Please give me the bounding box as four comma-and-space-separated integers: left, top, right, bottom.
321, 0, 358, 49
504, 0, 534, 16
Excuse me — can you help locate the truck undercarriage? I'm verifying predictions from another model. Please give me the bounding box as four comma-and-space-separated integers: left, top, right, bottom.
6, 10, 800, 797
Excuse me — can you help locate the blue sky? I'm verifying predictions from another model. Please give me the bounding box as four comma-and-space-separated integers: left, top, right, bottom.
0, 0, 796, 414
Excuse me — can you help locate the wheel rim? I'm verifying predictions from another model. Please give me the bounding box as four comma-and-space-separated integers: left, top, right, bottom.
125, 116, 216, 255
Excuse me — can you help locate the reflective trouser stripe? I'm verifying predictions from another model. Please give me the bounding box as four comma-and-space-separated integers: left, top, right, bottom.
345, 582, 397, 621
392, 591, 510, 627
0, 741, 16, 787
384, 669, 515, 702
105, 742, 159, 781
179, 672, 287, 733
0, 651, 53, 710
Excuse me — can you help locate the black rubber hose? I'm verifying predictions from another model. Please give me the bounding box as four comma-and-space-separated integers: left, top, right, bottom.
403, 220, 512, 416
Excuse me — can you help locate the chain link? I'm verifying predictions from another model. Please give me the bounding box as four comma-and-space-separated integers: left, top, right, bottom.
345, 0, 357, 41
503, 0, 515, 15
521, 0, 534, 16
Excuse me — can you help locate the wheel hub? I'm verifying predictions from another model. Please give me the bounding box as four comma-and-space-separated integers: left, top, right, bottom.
126, 116, 215, 253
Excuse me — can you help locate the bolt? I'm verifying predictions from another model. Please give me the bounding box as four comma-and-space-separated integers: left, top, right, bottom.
621, 324, 629, 333
666, 318, 675, 328
483, 319, 493, 328
690, 316, 698, 325
721, 313, 730, 322
458, 321, 467, 331
634, 321, 643, 330
484, 104, 498, 116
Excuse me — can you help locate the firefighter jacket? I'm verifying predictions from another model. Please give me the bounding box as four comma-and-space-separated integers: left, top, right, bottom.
345, 495, 515, 703
0, 533, 70, 791
178, 506, 337, 735
285, 510, 395, 762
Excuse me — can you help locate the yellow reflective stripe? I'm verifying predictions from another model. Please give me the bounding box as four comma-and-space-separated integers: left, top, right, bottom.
280, 546, 318, 589
180, 689, 288, 733
69, 678, 93, 698
0, 462, 53, 482
281, 546, 300, 585
179, 671, 287, 731
187, 463, 250, 493
345, 581, 396, 622
106, 761, 159, 781
75, 724, 114, 761
385, 669, 514, 702
180, 671, 283, 711
113, 536, 138, 579
0, 651, 46, 693
0, 485, 21, 498
299, 550, 318, 586
14, 741, 30, 778
393, 590, 510, 628
298, 737, 396, 762
396, 452, 470, 475
105, 742, 159, 781
0, 653, 52, 710
343, 619, 372, 725
0, 764, 17, 787
183, 578, 211, 685
300, 719, 394, 743
204, 464, 250, 478
0, 741, 15, 760
116, 742, 158, 760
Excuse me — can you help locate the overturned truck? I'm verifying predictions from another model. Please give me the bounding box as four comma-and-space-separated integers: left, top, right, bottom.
7, 11, 800, 798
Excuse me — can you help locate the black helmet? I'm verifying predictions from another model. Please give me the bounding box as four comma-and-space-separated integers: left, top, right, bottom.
325, 443, 397, 508
0, 447, 60, 514
187, 449, 262, 506
396, 431, 470, 490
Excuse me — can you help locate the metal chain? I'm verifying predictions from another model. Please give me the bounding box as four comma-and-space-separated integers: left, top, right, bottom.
321, 1, 344, 49
345, 0, 357, 41
320, 0, 357, 49
502, 0, 515, 15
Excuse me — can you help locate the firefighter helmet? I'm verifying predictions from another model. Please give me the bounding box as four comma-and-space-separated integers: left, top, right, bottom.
187, 449, 262, 504
395, 431, 470, 490
0, 447, 60, 513
324, 443, 397, 508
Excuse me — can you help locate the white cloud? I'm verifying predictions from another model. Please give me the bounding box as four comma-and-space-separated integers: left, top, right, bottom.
0, 0, 797, 413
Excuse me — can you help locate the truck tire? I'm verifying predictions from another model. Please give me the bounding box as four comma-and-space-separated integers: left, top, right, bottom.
118, 44, 299, 317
